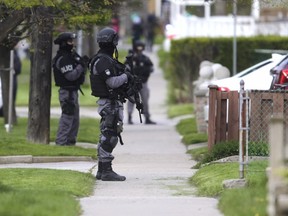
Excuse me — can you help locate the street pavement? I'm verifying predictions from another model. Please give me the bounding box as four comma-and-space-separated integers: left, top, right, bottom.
1, 45, 223, 216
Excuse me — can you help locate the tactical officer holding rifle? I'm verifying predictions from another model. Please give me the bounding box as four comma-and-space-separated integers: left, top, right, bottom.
89, 27, 142, 181
125, 50, 144, 123
126, 40, 156, 125
53, 32, 89, 146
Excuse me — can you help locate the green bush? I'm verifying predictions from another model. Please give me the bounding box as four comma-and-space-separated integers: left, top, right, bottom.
193, 140, 269, 168
167, 36, 288, 103
157, 48, 171, 80
200, 140, 239, 165
157, 48, 177, 104
249, 141, 269, 156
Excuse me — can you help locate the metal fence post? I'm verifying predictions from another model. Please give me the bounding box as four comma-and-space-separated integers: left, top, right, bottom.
239, 80, 247, 179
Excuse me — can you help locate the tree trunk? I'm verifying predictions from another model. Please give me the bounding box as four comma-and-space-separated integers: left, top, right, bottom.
0, 45, 17, 125
27, 7, 53, 144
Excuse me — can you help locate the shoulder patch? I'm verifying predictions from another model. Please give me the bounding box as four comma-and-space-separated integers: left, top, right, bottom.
105, 69, 111, 76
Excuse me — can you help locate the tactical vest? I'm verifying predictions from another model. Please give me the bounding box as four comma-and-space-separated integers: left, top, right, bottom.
89, 53, 125, 98
133, 55, 151, 83
53, 52, 83, 88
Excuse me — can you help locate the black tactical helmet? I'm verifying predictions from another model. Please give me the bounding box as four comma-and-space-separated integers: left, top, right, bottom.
134, 40, 145, 51
97, 27, 118, 46
54, 32, 77, 45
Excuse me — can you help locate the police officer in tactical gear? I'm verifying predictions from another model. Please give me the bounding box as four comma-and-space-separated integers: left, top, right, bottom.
127, 40, 156, 125
52, 32, 86, 146
89, 27, 133, 181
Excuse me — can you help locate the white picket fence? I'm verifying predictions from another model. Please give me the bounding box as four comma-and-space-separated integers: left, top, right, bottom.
164, 0, 288, 50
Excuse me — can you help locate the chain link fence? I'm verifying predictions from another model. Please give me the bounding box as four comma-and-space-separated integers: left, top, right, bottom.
246, 90, 288, 155
208, 87, 288, 155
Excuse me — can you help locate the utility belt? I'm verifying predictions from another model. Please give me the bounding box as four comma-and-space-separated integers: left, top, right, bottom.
60, 86, 78, 91
100, 89, 126, 103
60, 85, 84, 95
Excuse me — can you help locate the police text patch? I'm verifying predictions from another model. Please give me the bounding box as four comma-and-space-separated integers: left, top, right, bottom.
61, 64, 73, 73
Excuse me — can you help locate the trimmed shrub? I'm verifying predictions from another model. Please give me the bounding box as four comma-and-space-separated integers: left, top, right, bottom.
167, 36, 288, 103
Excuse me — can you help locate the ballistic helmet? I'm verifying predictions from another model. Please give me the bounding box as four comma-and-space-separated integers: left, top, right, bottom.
97, 27, 118, 46
54, 32, 77, 45
134, 40, 145, 51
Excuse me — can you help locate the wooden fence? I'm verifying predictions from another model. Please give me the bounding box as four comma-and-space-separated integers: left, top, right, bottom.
207, 86, 288, 149
207, 85, 239, 150
208, 86, 288, 215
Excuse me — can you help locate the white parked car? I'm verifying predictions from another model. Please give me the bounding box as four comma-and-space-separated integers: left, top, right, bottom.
210, 53, 286, 91
204, 54, 286, 122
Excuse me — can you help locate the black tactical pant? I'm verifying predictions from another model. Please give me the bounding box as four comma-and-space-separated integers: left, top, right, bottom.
97, 98, 124, 163
56, 88, 79, 145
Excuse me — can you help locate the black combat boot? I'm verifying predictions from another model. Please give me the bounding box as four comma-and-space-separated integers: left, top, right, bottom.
145, 117, 156, 125
96, 161, 102, 180
101, 162, 126, 181
128, 114, 133, 125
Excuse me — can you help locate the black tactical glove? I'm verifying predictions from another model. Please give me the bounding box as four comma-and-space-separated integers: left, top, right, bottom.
78, 56, 89, 71
73, 52, 89, 70
125, 71, 134, 82
81, 55, 90, 68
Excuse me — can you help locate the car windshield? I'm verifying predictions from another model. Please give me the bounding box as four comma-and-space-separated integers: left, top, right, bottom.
236, 60, 272, 78
273, 55, 288, 69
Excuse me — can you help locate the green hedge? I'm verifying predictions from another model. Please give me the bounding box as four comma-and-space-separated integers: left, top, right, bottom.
166, 36, 288, 103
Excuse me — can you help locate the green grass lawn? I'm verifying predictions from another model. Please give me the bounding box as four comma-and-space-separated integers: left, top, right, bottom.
176, 117, 208, 145
186, 135, 268, 215
0, 117, 98, 215
167, 103, 194, 118
0, 117, 99, 158
170, 103, 269, 216
190, 160, 268, 216
0, 168, 95, 216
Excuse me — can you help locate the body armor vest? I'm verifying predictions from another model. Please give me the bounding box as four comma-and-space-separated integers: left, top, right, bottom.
133, 55, 151, 83
90, 53, 125, 98
53, 51, 83, 89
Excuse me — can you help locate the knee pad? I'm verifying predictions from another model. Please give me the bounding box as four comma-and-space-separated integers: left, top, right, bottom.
100, 134, 118, 153
104, 113, 117, 128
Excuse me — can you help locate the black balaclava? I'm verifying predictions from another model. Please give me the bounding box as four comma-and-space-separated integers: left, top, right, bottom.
99, 42, 118, 60
59, 41, 74, 52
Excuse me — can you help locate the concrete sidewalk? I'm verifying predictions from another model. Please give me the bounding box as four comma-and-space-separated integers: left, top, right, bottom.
1, 46, 223, 216
79, 47, 223, 216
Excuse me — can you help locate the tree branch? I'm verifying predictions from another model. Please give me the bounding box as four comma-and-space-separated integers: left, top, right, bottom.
0, 9, 29, 43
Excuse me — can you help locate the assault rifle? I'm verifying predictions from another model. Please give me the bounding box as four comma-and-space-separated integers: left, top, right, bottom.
125, 50, 144, 123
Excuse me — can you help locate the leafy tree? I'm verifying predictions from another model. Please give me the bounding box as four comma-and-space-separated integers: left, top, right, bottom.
0, 0, 142, 143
